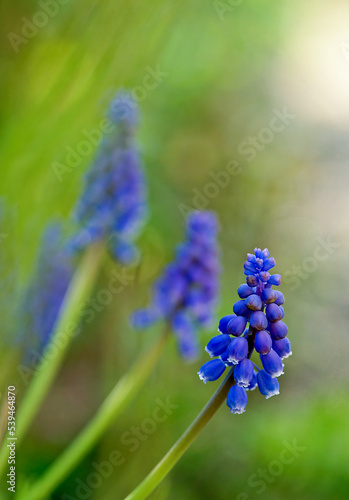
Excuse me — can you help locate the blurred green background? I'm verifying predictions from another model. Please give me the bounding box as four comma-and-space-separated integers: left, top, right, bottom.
1, 0, 349, 499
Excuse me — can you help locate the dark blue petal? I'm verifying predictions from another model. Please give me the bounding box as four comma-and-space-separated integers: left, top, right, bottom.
249, 311, 268, 331
205, 334, 231, 357
274, 291, 285, 305
227, 385, 248, 414
261, 288, 277, 304
257, 369, 280, 399
224, 337, 248, 365
254, 330, 272, 354
198, 359, 226, 383
262, 257, 276, 272
246, 370, 258, 391
233, 300, 250, 317
246, 275, 258, 287
272, 337, 292, 359
227, 316, 247, 336
237, 284, 254, 298
268, 274, 281, 286
245, 294, 263, 311
266, 303, 283, 322
218, 314, 235, 334
260, 348, 284, 377
234, 359, 254, 388
269, 320, 288, 340
259, 271, 270, 282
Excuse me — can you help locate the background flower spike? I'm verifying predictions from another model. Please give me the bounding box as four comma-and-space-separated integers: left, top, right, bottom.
71, 91, 148, 264
131, 210, 220, 360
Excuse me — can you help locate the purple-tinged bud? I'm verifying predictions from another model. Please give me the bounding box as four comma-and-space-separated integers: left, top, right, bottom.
261, 248, 269, 259
269, 320, 288, 340
272, 337, 292, 359
246, 275, 258, 287
237, 284, 254, 298
218, 315, 235, 334
245, 294, 263, 311
274, 291, 285, 305
261, 288, 277, 304
224, 337, 248, 364
263, 257, 276, 271
246, 370, 257, 391
205, 334, 231, 358
260, 348, 284, 377
266, 303, 283, 322
279, 306, 285, 319
198, 359, 226, 384
249, 311, 268, 330
268, 274, 281, 286
233, 300, 250, 317
257, 369, 280, 399
259, 271, 270, 282
234, 359, 254, 388
244, 262, 257, 274
246, 253, 257, 263
254, 330, 272, 354
227, 316, 247, 336
227, 385, 248, 414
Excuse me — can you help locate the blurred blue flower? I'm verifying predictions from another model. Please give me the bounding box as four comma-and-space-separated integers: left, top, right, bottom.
131, 211, 220, 360
198, 247, 291, 414
21, 224, 74, 354
71, 91, 147, 264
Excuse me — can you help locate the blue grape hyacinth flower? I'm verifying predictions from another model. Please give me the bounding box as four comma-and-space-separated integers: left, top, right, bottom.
21, 224, 74, 354
198, 247, 291, 414
131, 211, 220, 360
71, 91, 147, 264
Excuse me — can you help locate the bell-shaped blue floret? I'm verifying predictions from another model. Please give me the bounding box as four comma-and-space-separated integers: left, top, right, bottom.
260, 348, 284, 377
227, 385, 248, 414
198, 359, 226, 384
257, 369, 280, 399
205, 334, 231, 358
234, 358, 254, 388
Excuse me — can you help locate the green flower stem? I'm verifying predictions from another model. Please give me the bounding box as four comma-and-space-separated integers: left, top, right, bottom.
0, 242, 105, 475
23, 329, 169, 500
124, 366, 235, 500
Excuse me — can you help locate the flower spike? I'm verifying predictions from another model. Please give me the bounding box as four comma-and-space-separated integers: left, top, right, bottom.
131, 211, 220, 360
71, 91, 148, 264
198, 247, 291, 413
